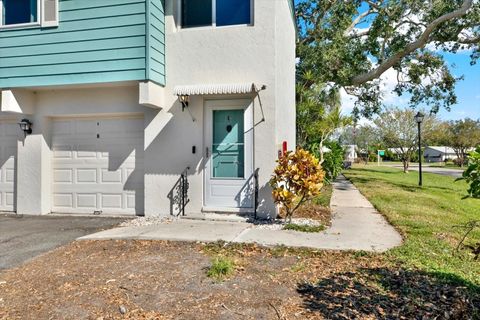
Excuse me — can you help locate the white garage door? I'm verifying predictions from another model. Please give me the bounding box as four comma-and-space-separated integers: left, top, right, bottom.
0, 119, 18, 212
52, 116, 144, 215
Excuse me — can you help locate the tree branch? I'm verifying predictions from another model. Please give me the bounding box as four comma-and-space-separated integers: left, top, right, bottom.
345, 9, 375, 36
350, 0, 473, 86
457, 35, 480, 44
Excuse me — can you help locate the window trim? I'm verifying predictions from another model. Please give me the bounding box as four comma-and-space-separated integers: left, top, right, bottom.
178, 0, 254, 30
0, 0, 58, 30
41, 0, 59, 27
0, 0, 40, 29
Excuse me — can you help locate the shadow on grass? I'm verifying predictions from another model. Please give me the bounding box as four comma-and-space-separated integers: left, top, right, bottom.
348, 175, 455, 194
297, 267, 480, 319
349, 168, 402, 175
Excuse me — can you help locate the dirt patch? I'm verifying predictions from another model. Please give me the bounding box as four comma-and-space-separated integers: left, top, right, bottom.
0, 241, 478, 319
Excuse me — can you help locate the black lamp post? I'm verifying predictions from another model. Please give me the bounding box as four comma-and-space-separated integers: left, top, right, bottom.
415, 112, 425, 186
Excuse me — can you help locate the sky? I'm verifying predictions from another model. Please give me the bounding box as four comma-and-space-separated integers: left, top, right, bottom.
295, 1, 480, 121
438, 53, 480, 120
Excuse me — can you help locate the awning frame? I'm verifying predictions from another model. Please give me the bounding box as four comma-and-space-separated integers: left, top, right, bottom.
173, 83, 257, 96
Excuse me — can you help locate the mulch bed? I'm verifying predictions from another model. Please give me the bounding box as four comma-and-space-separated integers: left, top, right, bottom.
276, 202, 332, 227
0, 241, 478, 319
294, 203, 332, 226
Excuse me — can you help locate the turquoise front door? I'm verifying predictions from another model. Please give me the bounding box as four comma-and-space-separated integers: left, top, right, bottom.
204, 100, 254, 209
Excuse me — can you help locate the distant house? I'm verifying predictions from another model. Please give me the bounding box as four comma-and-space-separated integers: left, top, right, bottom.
344, 145, 357, 161
388, 148, 403, 156
424, 146, 457, 163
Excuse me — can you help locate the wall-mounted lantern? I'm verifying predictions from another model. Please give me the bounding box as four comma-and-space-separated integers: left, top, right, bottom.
18, 119, 33, 137
178, 94, 189, 111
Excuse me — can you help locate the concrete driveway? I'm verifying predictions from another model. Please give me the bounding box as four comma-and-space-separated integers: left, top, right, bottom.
0, 214, 126, 270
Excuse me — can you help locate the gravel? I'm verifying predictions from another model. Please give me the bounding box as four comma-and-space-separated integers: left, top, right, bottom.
119, 216, 176, 227
120, 216, 323, 231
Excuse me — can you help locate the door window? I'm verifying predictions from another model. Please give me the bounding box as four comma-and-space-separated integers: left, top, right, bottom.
212, 109, 245, 178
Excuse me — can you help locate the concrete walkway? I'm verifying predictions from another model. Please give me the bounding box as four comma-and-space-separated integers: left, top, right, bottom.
80, 176, 402, 252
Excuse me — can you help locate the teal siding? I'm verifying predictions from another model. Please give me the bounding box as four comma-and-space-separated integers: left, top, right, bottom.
146, 0, 166, 85
0, 0, 166, 88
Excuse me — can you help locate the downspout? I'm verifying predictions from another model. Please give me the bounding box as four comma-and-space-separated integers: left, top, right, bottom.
252, 85, 267, 219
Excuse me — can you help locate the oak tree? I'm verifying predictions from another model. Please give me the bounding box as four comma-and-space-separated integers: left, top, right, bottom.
296, 0, 480, 117
374, 107, 436, 172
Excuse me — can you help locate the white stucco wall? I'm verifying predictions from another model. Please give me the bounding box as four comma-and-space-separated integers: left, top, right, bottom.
6, 0, 296, 217
143, 0, 296, 218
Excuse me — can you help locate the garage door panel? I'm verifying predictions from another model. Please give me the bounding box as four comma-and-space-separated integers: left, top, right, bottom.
76, 169, 97, 183
76, 121, 98, 135
54, 169, 73, 183
53, 193, 73, 207
100, 118, 144, 135
101, 194, 123, 209
53, 146, 73, 159
5, 192, 14, 206
77, 194, 97, 208
52, 121, 72, 135
77, 149, 98, 159
5, 168, 15, 183
52, 117, 144, 215
101, 169, 122, 183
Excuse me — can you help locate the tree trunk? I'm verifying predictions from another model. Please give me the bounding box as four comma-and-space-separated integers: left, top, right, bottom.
319, 140, 325, 165
403, 159, 409, 173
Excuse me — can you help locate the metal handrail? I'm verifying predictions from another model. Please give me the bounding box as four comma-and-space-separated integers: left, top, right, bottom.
254, 168, 259, 219
179, 167, 190, 216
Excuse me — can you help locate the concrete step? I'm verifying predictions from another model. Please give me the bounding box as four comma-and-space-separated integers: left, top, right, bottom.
180, 212, 253, 223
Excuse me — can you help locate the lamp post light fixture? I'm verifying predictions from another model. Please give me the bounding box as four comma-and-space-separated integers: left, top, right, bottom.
414, 111, 425, 186
18, 119, 33, 137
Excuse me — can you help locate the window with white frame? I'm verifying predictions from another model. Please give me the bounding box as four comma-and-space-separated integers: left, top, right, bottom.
0, 0, 58, 28
181, 0, 252, 28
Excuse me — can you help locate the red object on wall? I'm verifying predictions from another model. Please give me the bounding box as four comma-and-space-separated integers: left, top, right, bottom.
282, 141, 288, 155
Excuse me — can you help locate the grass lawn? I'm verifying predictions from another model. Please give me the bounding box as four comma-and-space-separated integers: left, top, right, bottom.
344, 164, 480, 287
313, 184, 333, 207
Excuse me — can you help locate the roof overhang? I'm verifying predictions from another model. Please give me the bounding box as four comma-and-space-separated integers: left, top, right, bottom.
173, 83, 257, 96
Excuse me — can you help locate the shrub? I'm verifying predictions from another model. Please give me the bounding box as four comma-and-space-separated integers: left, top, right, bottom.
457, 146, 480, 198
206, 256, 235, 280
321, 141, 344, 183
270, 148, 325, 223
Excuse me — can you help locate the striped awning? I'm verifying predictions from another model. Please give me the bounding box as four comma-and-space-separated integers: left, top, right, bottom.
173, 83, 256, 96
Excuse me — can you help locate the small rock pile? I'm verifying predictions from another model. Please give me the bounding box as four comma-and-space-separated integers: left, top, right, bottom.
119, 216, 176, 227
